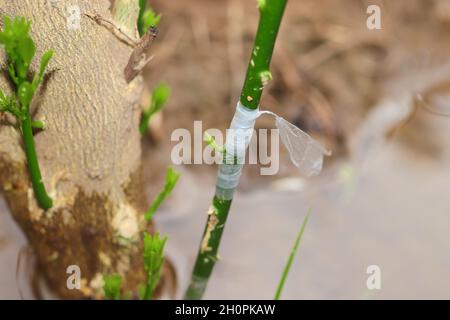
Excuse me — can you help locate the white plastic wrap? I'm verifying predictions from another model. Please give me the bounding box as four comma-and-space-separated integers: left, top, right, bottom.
216, 103, 259, 199
260, 111, 332, 177
215, 102, 331, 200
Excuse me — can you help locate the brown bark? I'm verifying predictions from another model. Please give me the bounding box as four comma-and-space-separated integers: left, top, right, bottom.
0, 0, 163, 298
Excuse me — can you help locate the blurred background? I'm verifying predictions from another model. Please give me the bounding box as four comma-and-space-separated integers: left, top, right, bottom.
2, 0, 450, 299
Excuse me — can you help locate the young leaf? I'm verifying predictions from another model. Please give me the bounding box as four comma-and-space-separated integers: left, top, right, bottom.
141, 232, 167, 300
0, 90, 5, 109
142, 9, 162, 32
7, 62, 19, 86
0, 90, 11, 111
0, 90, 20, 118
103, 274, 123, 300
151, 82, 170, 111
139, 82, 171, 135
0, 16, 36, 82
137, 0, 147, 36
138, 1, 162, 36
145, 166, 180, 221
32, 50, 54, 90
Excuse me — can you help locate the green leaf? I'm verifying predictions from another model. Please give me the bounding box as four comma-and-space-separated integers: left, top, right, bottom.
17, 36, 35, 68
142, 9, 162, 31
139, 82, 170, 134
32, 50, 53, 89
0, 16, 36, 82
145, 166, 180, 221
141, 231, 167, 299
0, 90, 20, 117
151, 82, 170, 111
138, 3, 162, 36
7, 62, 19, 86
0, 90, 7, 111
137, 0, 147, 37
103, 274, 123, 300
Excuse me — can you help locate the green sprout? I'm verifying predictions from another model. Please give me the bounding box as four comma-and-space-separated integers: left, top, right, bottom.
145, 166, 180, 221
139, 82, 171, 135
138, 0, 162, 37
204, 132, 226, 156
103, 166, 180, 300
103, 274, 123, 300
257, 0, 267, 10
274, 210, 310, 300
140, 231, 167, 300
0, 16, 54, 210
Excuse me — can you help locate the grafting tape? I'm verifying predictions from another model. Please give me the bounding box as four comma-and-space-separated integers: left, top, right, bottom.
224, 102, 259, 163
216, 102, 259, 200
215, 102, 331, 200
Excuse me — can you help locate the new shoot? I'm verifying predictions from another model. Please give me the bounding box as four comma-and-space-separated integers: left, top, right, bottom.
0, 16, 54, 210
103, 274, 123, 300
140, 82, 171, 135
103, 166, 180, 300
138, 0, 162, 36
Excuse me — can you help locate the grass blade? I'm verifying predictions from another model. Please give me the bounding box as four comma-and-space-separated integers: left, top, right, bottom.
274, 209, 311, 300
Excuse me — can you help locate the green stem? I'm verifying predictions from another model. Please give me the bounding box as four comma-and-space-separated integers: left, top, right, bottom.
185, 0, 288, 300
240, 0, 288, 110
22, 113, 53, 210
139, 107, 152, 135
184, 197, 231, 299
142, 275, 154, 300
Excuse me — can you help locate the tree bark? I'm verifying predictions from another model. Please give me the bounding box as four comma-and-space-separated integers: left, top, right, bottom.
0, 0, 161, 298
